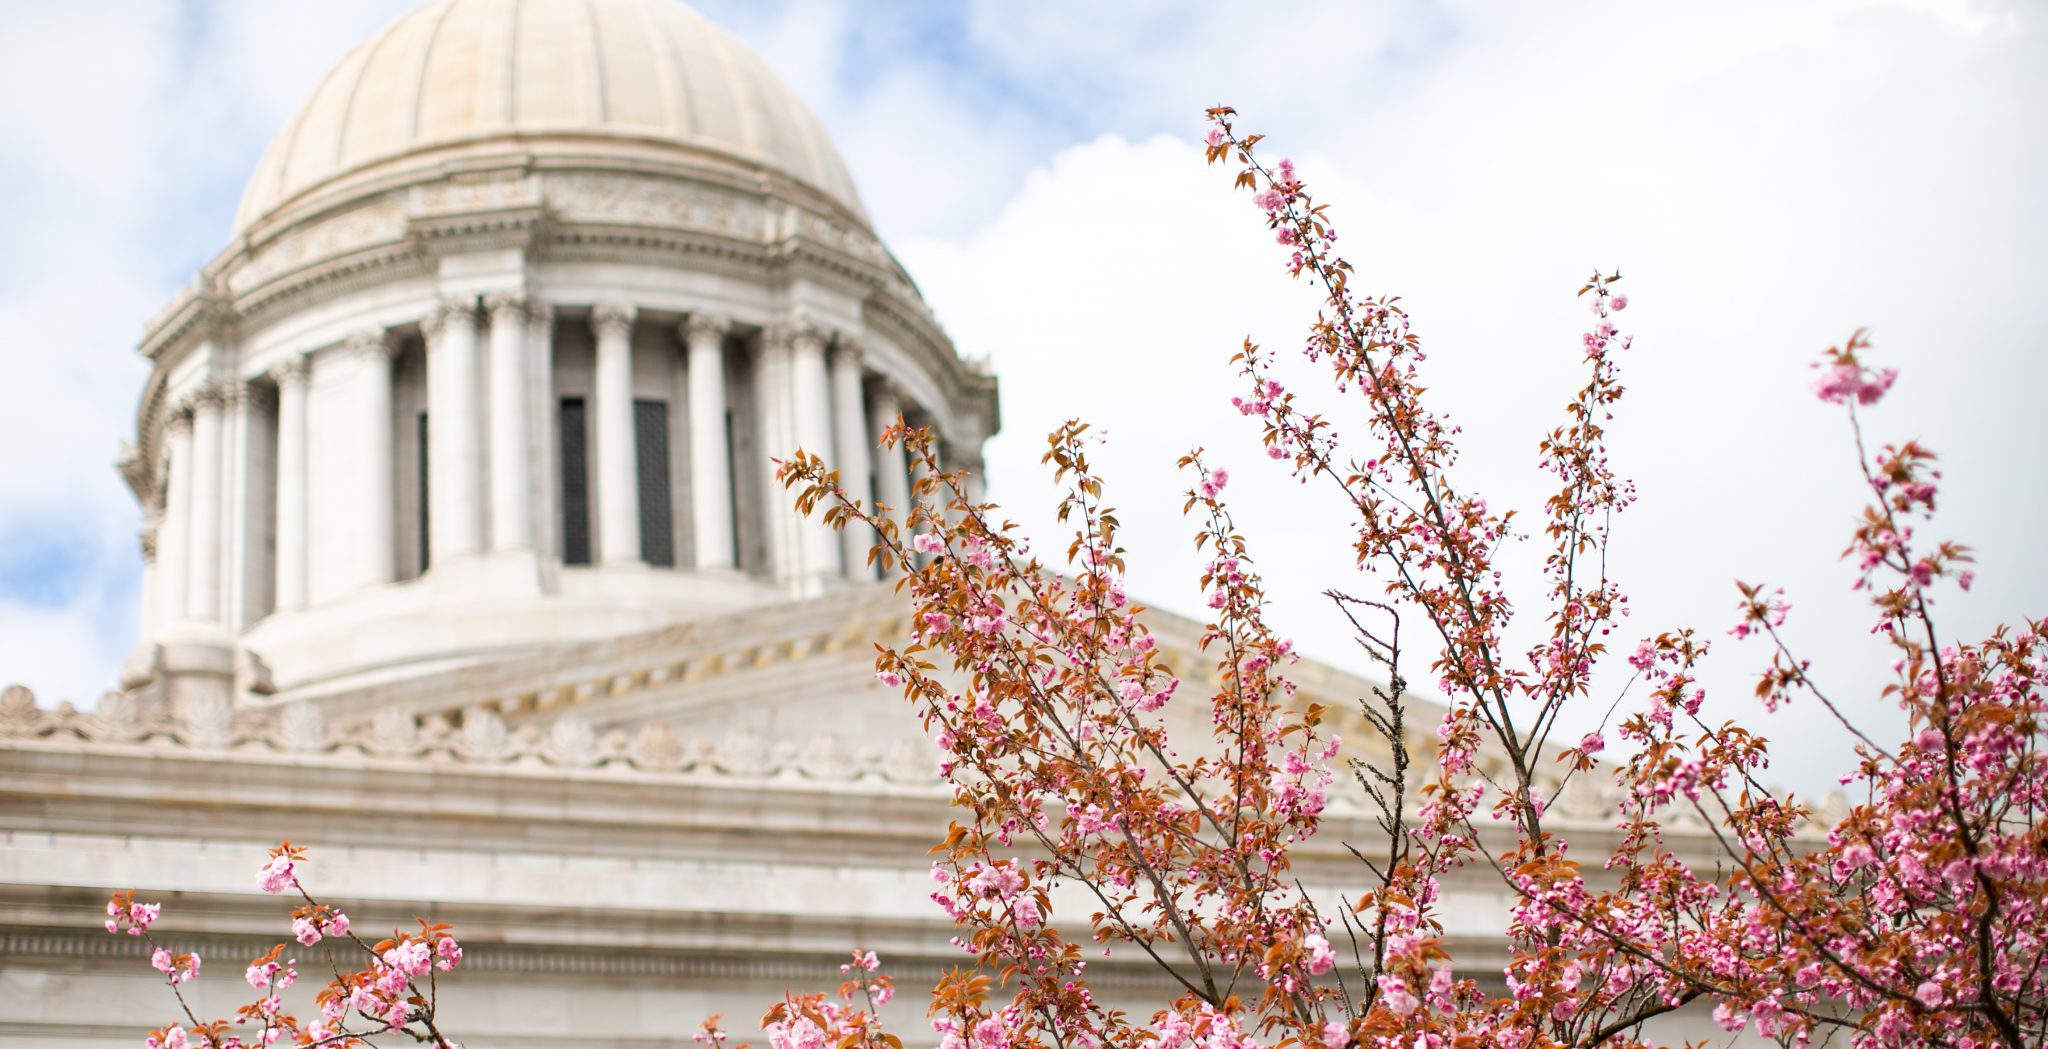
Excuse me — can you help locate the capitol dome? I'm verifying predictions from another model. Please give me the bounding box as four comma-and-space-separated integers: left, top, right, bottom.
123, 0, 997, 714
234, 0, 865, 233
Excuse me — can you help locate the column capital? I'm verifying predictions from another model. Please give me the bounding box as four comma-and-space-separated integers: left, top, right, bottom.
679, 313, 731, 344
422, 298, 479, 341
483, 290, 531, 323
770, 316, 830, 354
346, 328, 400, 361
829, 333, 865, 365
227, 379, 273, 412
526, 301, 556, 328
267, 353, 311, 388
165, 405, 195, 432
590, 302, 637, 339
185, 382, 231, 413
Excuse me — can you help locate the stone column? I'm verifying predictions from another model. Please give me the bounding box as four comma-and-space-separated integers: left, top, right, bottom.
485, 292, 533, 552
752, 329, 791, 580
682, 315, 735, 571
137, 521, 159, 643
591, 303, 640, 565
527, 304, 558, 572
869, 384, 912, 520
425, 298, 483, 561
828, 338, 874, 580
159, 411, 194, 628
785, 321, 841, 586
350, 329, 399, 588
270, 355, 310, 611
186, 385, 226, 623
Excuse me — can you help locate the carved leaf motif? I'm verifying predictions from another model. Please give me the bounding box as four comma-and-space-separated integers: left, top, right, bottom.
365, 706, 419, 757
184, 693, 235, 751
0, 685, 40, 737
801, 734, 854, 780
277, 703, 327, 753
630, 721, 683, 770
88, 691, 148, 743
457, 708, 510, 763
546, 715, 598, 767
716, 729, 766, 775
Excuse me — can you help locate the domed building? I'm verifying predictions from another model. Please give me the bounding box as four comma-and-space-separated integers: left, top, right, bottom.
0, 3, 1756, 1046
120, 0, 995, 715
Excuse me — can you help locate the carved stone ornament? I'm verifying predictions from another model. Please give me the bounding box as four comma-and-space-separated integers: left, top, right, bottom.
630, 720, 684, 770
545, 714, 599, 767
345, 328, 399, 360
679, 313, 731, 345
456, 707, 510, 763
589, 302, 637, 339
482, 290, 530, 323
267, 354, 311, 387
421, 297, 481, 342
0, 685, 41, 736
277, 702, 327, 753
365, 706, 419, 757
183, 693, 234, 751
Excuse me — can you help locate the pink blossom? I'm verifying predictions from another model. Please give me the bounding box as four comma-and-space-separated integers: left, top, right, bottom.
1915, 981, 1943, 1008
1579, 731, 1605, 755
1303, 932, 1335, 975
1320, 1021, 1347, 1048
1204, 127, 1225, 148
436, 935, 463, 971
876, 670, 904, 688
1608, 293, 1627, 311
256, 856, 295, 894
912, 532, 944, 555
293, 917, 322, 946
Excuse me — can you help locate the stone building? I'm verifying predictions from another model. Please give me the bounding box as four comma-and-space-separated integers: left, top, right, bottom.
0, 2, 1768, 1045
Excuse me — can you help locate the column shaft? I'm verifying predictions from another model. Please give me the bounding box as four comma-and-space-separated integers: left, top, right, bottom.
159, 414, 194, 627
186, 388, 225, 623
486, 293, 533, 551
683, 315, 735, 570
591, 304, 641, 564
869, 386, 912, 520
752, 332, 791, 580
352, 330, 398, 588
272, 357, 310, 610
828, 342, 874, 580
426, 300, 483, 561
787, 324, 841, 585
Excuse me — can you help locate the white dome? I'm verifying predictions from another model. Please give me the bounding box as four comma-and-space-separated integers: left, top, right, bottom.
234, 0, 864, 232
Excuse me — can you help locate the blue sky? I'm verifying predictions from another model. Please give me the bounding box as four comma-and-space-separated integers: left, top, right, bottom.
1, 0, 2041, 794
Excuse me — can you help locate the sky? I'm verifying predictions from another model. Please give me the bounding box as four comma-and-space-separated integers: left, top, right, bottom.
0, 0, 2040, 796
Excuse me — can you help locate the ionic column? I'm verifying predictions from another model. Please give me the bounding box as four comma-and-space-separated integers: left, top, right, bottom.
785, 321, 841, 586
159, 411, 194, 628
186, 385, 226, 623
868, 384, 912, 520
591, 303, 640, 564
485, 292, 533, 551
682, 314, 735, 570
271, 355, 310, 611
350, 329, 399, 588
828, 338, 874, 580
527, 304, 558, 567
424, 298, 483, 561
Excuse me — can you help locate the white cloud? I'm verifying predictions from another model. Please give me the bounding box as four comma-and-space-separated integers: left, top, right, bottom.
898, 1, 2046, 794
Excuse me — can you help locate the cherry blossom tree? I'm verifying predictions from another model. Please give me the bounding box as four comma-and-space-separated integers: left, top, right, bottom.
774, 111, 2045, 1049
109, 111, 2042, 1049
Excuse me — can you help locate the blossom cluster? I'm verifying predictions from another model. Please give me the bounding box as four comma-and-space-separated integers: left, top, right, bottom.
109, 841, 465, 1049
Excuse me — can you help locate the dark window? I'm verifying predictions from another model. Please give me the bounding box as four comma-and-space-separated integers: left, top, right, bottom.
560, 397, 590, 565
417, 412, 430, 572
635, 399, 674, 567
